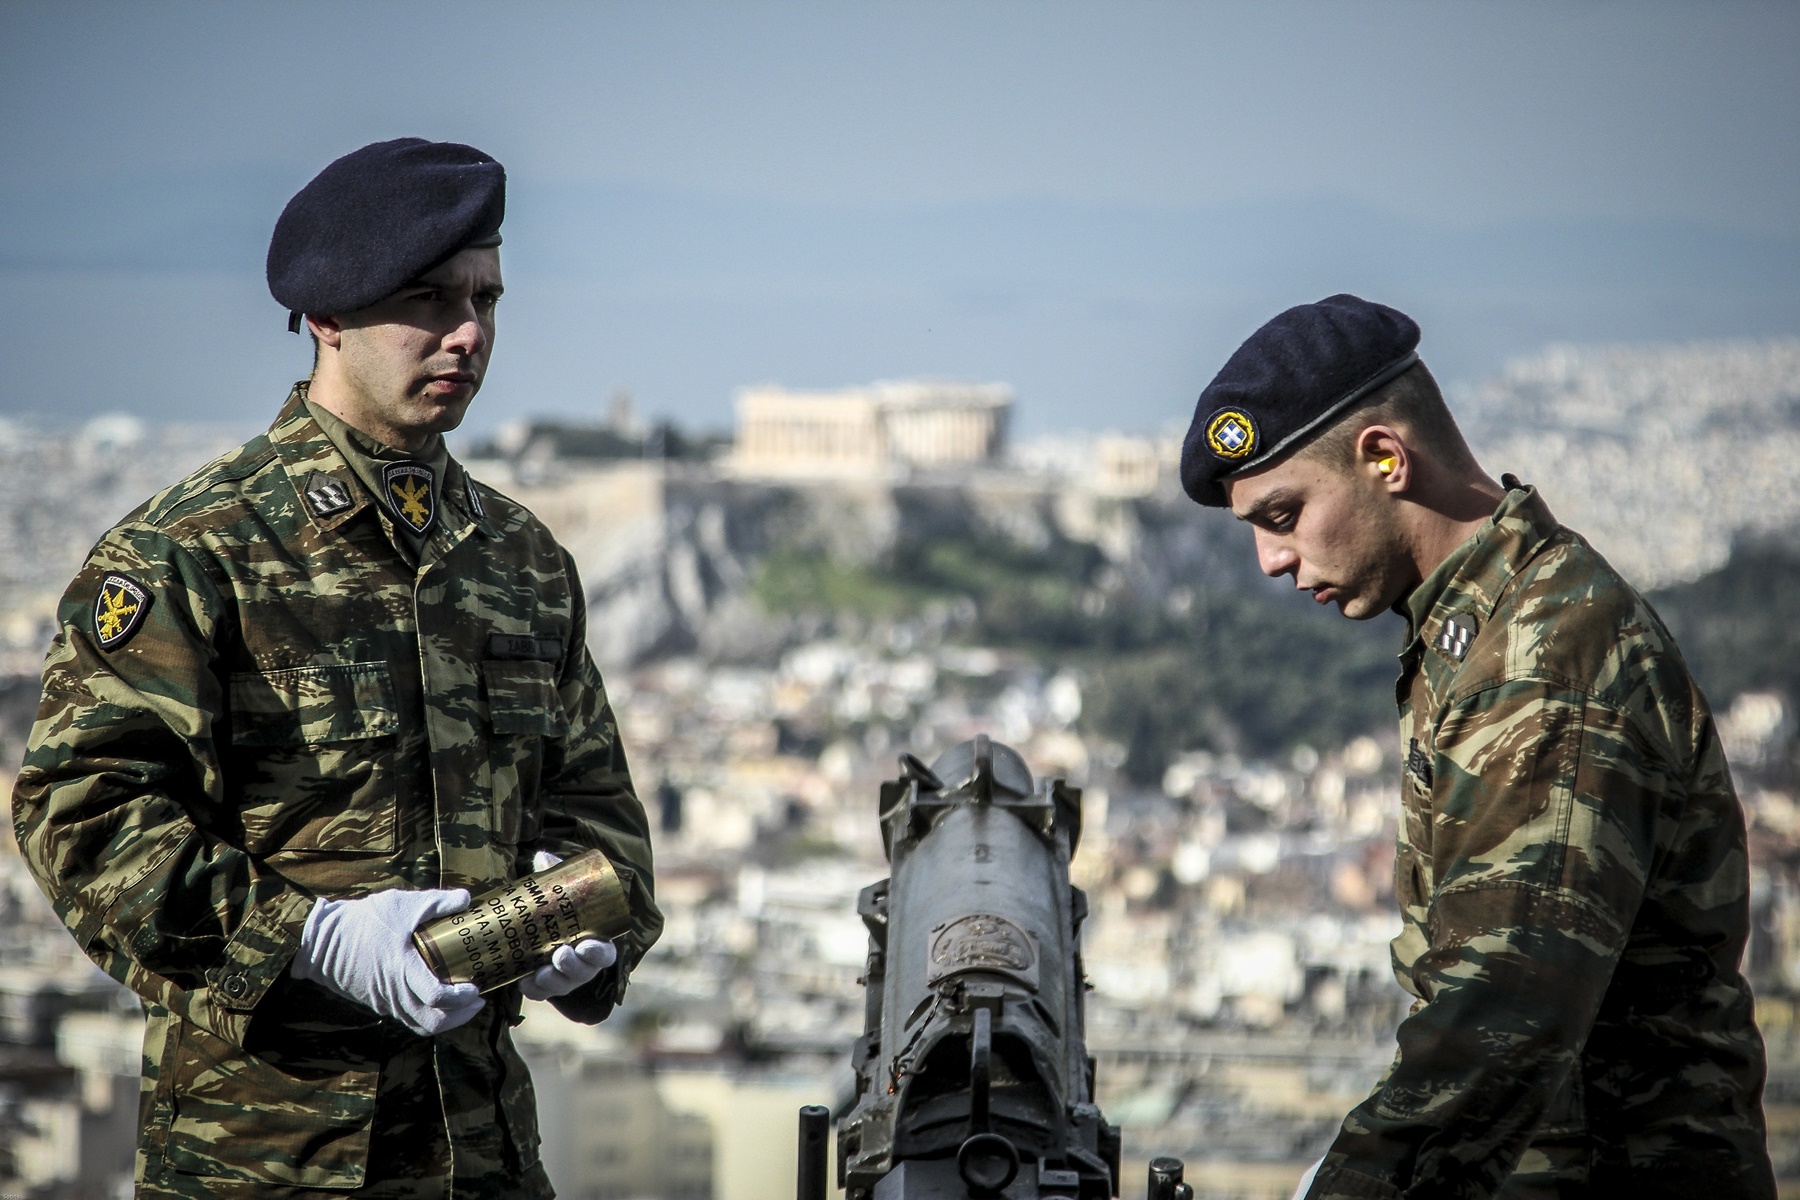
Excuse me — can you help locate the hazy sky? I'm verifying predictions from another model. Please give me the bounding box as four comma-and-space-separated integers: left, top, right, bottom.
3, 1, 1797, 435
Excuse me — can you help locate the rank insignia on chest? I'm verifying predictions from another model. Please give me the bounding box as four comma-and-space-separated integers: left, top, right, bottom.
382, 462, 436, 536
1435, 612, 1477, 661
93, 572, 152, 651
302, 475, 353, 518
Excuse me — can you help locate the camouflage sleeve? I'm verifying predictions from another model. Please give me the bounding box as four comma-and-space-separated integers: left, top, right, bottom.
535, 549, 663, 1023
1309, 680, 1661, 1199
11, 526, 313, 1050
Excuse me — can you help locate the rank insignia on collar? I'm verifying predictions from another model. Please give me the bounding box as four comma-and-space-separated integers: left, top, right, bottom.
465, 475, 486, 520
1436, 612, 1478, 661
94, 573, 152, 651
302, 475, 353, 518
382, 462, 436, 536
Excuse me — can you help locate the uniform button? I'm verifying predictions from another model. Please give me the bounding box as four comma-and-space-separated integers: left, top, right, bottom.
222, 975, 249, 999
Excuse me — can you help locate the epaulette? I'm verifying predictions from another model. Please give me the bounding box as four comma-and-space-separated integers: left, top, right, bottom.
144, 437, 279, 526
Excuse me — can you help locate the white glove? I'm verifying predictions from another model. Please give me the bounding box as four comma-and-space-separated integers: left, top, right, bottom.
1290, 1157, 1323, 1200
518, 938, 618, 1000
289, 887, 485, 1036
518, 849, 618, 1001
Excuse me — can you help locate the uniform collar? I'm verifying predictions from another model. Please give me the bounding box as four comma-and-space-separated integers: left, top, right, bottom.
270, 383, 371, 535
270, 382, 499, 540
441, 455, 500, 540
1399, 476, 1563, 662
262, 385, 500, 539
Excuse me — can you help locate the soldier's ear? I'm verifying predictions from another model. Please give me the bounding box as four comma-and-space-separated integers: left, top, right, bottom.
1356, 426, 1410, 492
305, 313, 346, 350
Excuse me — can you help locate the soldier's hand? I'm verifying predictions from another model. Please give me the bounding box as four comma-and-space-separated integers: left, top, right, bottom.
289, 887, 486, 1036
518, 938, 618, 1001
518, 848, 617, 1001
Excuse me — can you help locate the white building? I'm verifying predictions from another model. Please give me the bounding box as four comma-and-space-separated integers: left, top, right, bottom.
731, 380, 1012, 477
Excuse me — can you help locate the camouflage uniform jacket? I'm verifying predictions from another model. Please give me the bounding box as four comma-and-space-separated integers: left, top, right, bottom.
12, 386, 662, 1197
1309, 482, 1773, 1200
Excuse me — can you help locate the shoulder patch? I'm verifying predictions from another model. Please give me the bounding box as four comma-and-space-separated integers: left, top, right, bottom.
94, 573, 153, 651
302, 472, 355, 518
1435, 612, 1478, 661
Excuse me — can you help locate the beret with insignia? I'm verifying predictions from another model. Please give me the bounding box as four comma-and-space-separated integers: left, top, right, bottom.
267, 138, 505, 328
1180, 294, 1421, 507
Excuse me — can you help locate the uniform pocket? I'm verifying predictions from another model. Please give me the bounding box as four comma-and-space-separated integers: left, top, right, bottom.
227, 662, 400, 854
482, 659, 569, 737
230, 662, 399, 745
482, 660, 567, 850
162, 1017, 379, 1188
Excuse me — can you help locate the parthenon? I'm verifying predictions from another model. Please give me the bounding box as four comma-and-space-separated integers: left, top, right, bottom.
731, 380, 1012, 477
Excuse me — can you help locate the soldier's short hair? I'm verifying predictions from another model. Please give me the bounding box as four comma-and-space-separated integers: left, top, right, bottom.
1296, 360, 1481, 474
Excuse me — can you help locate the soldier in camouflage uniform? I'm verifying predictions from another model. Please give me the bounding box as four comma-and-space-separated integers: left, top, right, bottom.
11, 140, 661, 1196
1181, 295, 1774, 1198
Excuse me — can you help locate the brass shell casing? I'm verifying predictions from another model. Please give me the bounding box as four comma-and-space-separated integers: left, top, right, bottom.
412, 849, 633, 994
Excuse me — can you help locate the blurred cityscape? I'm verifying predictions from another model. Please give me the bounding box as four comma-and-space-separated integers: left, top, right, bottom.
3, 337, 1800, 1198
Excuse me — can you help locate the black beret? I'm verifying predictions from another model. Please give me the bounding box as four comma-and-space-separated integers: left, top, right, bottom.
267, 138, 505, 324
1179, 294, 1421, 507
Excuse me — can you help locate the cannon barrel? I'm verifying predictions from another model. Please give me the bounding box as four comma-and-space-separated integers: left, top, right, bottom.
837, 735, 1121, 1199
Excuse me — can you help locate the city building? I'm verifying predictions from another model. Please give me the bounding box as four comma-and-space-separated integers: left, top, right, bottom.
730, 380, 1011, 477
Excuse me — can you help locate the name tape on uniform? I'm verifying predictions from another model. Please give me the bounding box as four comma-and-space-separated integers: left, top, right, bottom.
488, 633, 565, 662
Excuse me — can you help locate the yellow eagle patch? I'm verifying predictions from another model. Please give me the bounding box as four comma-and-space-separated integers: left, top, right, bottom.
94, 573, 152, 651
381, 462, 437, 536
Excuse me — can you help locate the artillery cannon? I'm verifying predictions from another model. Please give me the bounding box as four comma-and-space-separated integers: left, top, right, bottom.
795, 735, 1194, 1199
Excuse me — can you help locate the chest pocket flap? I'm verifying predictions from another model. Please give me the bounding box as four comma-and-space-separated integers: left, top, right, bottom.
230, 662, 399, 746
483, 659, 569, 737
226, 662, 400, 855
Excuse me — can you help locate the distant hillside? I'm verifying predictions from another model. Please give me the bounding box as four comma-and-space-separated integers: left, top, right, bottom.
1648, 538, 1800, 707
1461, 337, 1800, 589
740, 483, 1400, 784
796, 524, 1800, 788
470, 333, 1800, 787
4, 338, 1800, 788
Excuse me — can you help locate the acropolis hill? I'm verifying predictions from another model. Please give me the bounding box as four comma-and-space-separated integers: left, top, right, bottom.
1, 338, 1798, 680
